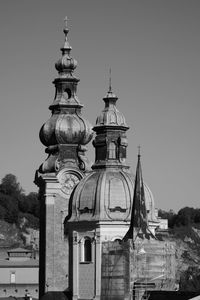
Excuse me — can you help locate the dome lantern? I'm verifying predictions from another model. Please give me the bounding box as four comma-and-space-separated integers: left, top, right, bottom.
92, 77, 129, 169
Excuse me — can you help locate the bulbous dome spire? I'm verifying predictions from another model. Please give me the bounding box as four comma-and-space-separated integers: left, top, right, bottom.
95, 73, 127, 127
39, 113, 93, 147
38, 17, 93, 174
92, 77, 129, 169
55, 17, 78, 76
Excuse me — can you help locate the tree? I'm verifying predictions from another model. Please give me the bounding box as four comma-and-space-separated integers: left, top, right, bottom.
0, 174, 39, 226
0, 174, 23, 198
158, 209, 177, 228
179, 266, 200, 291
175, 207, 196, 226
19, 192, 39, 218
0, 193, 18, 223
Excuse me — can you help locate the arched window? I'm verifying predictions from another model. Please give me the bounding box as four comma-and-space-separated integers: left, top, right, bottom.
108, 142, 116, 159
64, 88, 72, 99
84, 238, 92, 262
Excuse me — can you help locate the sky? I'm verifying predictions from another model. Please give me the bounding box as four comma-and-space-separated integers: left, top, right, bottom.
0, 0, 200, 212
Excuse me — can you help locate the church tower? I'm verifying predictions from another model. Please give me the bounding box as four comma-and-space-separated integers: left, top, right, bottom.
66, 83, 134, 299
35, 18, 93, 297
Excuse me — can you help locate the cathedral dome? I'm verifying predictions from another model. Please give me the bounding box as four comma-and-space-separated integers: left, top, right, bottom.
69, 169, 134, 222
39, 111, 93, 147
69, 168, 156, 223
95, 91, 127, 127
144, 182, 158, 222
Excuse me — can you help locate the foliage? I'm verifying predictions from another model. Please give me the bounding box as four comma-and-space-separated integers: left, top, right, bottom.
158, 209, 177, 228
0, 174, 23, 198
179, 266, 200, 291
19, 192, 39, 218
0, 174, 39, 228
18, 212, 39, 229
0, 192, 18, 223
158, 207, 200, 228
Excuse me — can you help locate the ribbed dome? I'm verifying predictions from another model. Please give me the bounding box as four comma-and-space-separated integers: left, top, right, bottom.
55, 56, 77, 74
95, 91, 127, 127
39, 111, 93, 147
69, 169, 133, 222
144, 183, 158, 222
69, 168, 156, 223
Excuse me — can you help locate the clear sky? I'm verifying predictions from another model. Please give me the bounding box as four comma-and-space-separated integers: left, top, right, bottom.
0, 0, 200, 212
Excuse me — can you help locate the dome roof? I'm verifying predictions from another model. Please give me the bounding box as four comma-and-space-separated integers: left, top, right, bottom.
40, 111, 93, 147
68, 169, 157, 223
95, 91, 128, 127
144, 182, 158, 222
55, 56, 77, 74
69, 169, 133, 222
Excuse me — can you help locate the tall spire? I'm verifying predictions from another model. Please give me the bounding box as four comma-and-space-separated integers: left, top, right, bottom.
124, 150, 155, 242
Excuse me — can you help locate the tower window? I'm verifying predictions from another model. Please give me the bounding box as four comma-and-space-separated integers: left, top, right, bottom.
64, 88, 72, 99
84, 238, 92, 262
80, 237, 92, 263
108, 142, 116, 159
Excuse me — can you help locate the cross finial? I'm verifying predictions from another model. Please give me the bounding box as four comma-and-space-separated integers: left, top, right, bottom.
64, 16, 68, 30
138, 145, 141, 157
108, 68, 112, 93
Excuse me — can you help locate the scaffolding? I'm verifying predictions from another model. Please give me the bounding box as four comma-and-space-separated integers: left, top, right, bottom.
101, 239, 176, 300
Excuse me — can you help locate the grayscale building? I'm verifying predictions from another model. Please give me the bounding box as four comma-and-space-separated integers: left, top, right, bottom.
35, 18, 175, 300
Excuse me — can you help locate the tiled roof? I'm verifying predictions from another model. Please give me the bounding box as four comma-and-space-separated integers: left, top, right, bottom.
0, 259, 39, 267
8, 247, 32, 253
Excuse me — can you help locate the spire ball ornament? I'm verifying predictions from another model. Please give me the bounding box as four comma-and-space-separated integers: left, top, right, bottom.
55, 16, 77, 75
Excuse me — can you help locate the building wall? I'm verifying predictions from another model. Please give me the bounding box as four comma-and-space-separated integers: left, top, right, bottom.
0, 266, 38, 298
69, 222, 131, 300
0, 284, 38, 298
40, 181, 69, 294
0, 266, 38, 284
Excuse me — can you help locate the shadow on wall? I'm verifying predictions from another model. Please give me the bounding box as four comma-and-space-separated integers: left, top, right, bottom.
148, 290, 200, 300
40, 291, 72, 300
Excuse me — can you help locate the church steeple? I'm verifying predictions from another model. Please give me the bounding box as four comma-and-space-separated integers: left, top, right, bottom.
35, 19, 93, 297
124, 149, 154, 242
92, 82, 129, 169
39, 17, 93, 173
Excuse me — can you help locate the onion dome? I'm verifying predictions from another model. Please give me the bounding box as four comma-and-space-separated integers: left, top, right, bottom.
38, 17, 93, 174
39, 17, 93, 148
95, 75, 127, 127
40, 111, 93, 147
55, 17, 77, 76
